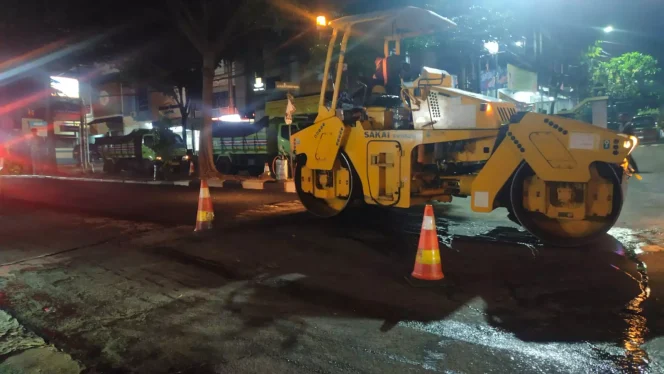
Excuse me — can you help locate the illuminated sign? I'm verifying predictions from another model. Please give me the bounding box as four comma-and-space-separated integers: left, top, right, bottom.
276, 81, 300, 91
50, 76, 79, 98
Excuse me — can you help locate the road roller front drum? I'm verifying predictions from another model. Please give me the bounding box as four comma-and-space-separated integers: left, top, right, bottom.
509, 162, 624, 246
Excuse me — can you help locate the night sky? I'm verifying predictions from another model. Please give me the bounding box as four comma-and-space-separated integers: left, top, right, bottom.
1, 0, 662, 72
473, 0, 664, 61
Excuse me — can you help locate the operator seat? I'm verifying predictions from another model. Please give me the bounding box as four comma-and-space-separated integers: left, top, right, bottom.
370, 54, 406, 97
371, 85, 386, 95
384, 54, 404, 96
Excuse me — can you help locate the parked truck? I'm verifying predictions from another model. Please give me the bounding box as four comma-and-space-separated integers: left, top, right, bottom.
210, 87, 346, 176
96, 128, 189, 178
212, 115, 314, 176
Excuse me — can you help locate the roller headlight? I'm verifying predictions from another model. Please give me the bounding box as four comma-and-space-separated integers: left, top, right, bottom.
627, 136, 638, 152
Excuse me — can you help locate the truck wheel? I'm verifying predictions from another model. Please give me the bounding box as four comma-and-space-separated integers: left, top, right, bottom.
216, 157, 235, 175
7, 163, 23, 175
103, 160, 115, 173
113, 161, 124, 173
162, 163, 173, 181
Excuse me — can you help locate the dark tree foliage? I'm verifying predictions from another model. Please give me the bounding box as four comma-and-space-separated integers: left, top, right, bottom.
1, 0, 312, 177
165, 0, 309, 177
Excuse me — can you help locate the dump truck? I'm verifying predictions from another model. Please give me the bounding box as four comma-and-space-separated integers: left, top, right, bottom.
290, 6, 639, 246
212, 115, 313, 175
96, 128, 189, 177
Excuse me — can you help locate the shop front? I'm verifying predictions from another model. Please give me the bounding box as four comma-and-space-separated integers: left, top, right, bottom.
50, 98, 83, 164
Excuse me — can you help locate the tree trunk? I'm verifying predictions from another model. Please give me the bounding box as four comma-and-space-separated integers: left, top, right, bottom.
199, 50, 220, 179
549, 94, 558, 115
181, 112, 188, 150
549, 73, 561, 115
44, 98, 58, 174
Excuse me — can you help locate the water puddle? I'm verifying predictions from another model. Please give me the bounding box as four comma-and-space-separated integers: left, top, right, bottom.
401, 209, 655, 372
401, 211, 542, 254
617, 242, 651, 373
594, 228, 653, 373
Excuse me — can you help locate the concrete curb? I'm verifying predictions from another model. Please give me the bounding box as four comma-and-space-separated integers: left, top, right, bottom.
0, 174, 177, 186
187, 178, 296, 193
0, 175, 297, 193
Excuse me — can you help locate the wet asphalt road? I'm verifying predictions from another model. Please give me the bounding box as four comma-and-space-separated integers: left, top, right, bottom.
0, 198, 660, 373
0, 144, 662, 373
0, 178, 296, 226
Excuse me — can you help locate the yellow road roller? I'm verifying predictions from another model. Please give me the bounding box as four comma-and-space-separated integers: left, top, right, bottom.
290, 7, 638, 246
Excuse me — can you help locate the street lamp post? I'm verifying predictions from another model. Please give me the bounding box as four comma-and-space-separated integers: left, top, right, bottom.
316, 15, 327, 40
316, 15, 327, 29
484, 41, 500, 98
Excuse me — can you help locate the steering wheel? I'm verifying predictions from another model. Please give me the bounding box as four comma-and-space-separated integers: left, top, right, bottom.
337, 91, 354, 108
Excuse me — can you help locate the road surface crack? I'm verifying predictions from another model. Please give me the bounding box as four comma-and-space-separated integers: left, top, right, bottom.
0, 236, 123, 268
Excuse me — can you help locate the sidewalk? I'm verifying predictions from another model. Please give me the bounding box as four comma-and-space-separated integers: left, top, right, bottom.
0, 203, 181, 373
0, 309, 81, 374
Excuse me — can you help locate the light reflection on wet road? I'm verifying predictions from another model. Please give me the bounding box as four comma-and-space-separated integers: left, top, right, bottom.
617, 246, 650, 373
385, 204, 657, 373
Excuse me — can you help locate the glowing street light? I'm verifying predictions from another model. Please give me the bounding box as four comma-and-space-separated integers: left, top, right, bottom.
219, 114, 243, 122
603, 25, 614, 33
315, 15, 328, 37
253, 76, 265, 92
515, 40, 524, 47
484, 41, 500, 55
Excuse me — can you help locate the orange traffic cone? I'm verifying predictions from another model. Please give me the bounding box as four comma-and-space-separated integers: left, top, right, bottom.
410, 204, 444, 282
188, 160, 195, 176
194, 180, 214, 232
259, 162, 274, 180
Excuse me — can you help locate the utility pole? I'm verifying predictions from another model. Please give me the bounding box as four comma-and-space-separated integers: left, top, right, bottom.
80, 98, 91, 173
228, 61, 235, 113
78, 65, 89, 173
494, 53, 499, 98
44, 81, 57, 174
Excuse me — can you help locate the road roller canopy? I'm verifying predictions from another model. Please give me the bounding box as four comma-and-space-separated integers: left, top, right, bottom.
316, 7, 457, 114
328, 6, 456, 40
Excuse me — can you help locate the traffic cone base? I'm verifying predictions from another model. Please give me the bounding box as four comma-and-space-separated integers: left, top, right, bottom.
404, 275, 448, 288
195, 180, 214, 232
260, 162, 274, 180
408, 204, 445, 285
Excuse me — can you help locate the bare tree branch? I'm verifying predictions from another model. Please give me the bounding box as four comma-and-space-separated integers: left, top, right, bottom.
167, 0, 206, 54
173, 86, 183, 106
171, 0, 206, 39
184, 94, 191, 116
211, 2, 249, 59
201, 0, 210, 36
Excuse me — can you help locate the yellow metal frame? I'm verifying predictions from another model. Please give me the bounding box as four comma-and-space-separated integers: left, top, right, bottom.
264, 94, 319, 119
292, 7, 636, 220
293, 112, 634, 207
